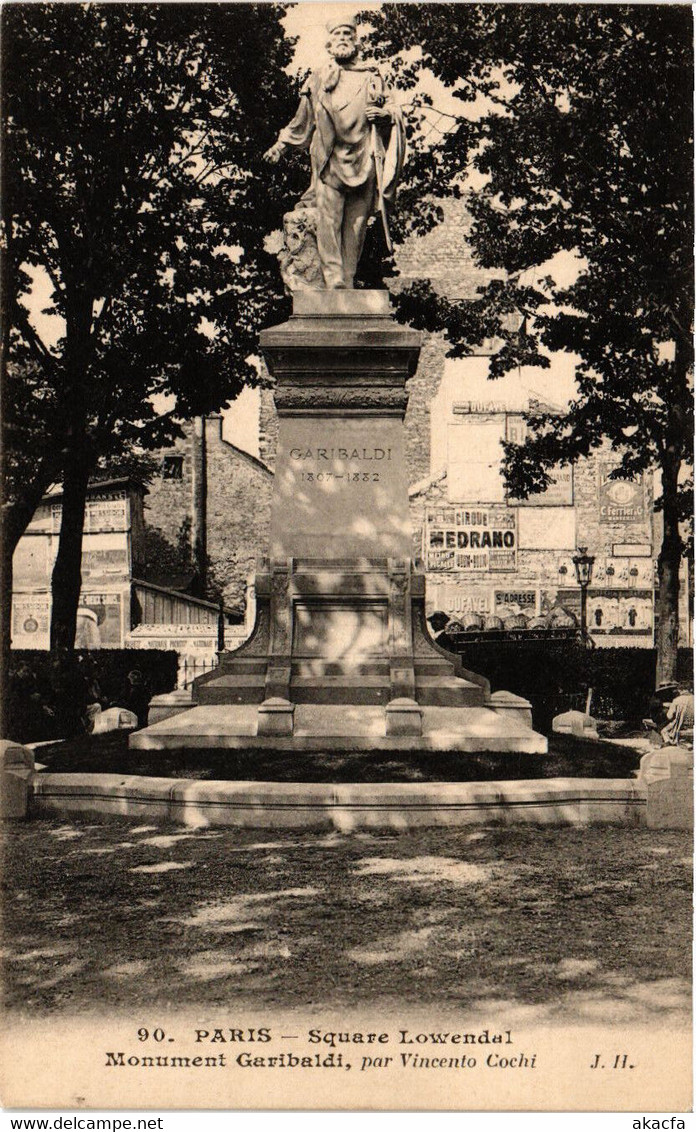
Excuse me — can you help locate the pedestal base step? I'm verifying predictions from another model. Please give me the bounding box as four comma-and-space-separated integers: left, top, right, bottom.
197, 671, 485, 707
129, 703, 547, 754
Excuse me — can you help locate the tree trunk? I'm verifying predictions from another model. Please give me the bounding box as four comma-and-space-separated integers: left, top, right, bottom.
50, 419, 91, 650
49, 290, 95, 651
655, 449, 682, 688
49, 336, 92, 652
0, 540, 14, 737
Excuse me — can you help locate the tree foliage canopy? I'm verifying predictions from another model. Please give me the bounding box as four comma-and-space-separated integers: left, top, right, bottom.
2, 2, 303, 526
369, 2, 693, 496
1, 3, 309, 647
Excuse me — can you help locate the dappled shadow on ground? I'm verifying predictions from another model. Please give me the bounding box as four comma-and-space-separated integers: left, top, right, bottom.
2, 817, 690, 1020
34, 730, 643, 781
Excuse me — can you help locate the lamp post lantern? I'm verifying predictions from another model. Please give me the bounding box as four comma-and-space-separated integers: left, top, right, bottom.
573, 546, 596, 645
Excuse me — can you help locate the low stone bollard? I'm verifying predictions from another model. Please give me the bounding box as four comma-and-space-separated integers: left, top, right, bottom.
92, 707, 138, 734
0, 739, 35, 820
385, 697, 423, 737
638, 746, 694, 830
490, 690, 533, 731
552, 709, 599, 740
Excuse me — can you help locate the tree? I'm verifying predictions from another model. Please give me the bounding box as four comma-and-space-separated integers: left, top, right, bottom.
1, 3, 303, 657
369, 3, 693, 684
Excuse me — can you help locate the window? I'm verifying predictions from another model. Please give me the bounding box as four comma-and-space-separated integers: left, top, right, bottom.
162, 455, 184, 480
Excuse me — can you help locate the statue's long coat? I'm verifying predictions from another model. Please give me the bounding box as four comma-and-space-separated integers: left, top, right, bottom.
278, 62, 405, 207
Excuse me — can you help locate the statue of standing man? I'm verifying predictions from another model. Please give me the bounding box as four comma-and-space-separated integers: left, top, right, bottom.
264, 15, 405, 290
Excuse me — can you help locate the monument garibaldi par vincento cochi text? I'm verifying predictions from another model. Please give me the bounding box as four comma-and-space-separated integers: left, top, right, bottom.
131, 16, 546, 755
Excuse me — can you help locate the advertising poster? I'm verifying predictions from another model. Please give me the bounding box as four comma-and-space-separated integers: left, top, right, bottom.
10, 595, 52, 650
598, 466, 647, 525
83, 498, 130, 533
425, 507, 517, 573
1, 1, 691, 1127
76, 594, 124, 649
12, 537, 51, 589
80, 537, 131, 581
505, 416, 574, 507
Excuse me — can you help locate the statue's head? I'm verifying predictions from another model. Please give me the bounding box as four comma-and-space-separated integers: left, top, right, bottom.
326, 16, 359, 62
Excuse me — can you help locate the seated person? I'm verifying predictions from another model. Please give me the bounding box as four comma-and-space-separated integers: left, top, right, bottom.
661, 691, 694, 747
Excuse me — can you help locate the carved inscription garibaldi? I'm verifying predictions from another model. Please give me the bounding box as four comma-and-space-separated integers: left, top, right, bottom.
264, 15, 405, 290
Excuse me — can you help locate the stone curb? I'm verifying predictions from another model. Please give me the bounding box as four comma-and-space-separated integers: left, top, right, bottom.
31, 772, 647, 830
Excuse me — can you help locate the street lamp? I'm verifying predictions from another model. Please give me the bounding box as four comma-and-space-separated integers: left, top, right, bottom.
217, 598, 226, 653
573, 546, 596, 644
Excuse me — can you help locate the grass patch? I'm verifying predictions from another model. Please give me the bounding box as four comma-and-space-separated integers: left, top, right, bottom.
33, 730, 644, 782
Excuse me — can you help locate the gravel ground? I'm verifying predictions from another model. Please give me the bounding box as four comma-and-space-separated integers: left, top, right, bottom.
2, 815, 691, 1022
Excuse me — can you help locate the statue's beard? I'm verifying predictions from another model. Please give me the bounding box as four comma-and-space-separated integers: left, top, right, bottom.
330, 42, 359, 63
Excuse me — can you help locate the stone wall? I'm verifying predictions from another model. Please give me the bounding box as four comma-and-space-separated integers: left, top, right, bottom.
403, 333, 449, 489
142, 429, 196, 553
259, 385, 279, 472
396, 198, 502, 299
205, 419, 273, 612
144, 417, 272, 614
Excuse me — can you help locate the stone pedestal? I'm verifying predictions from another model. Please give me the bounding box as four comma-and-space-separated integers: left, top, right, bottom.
131, 292, 546, 755
0, 739, 35, 819
265, 291, 415, 560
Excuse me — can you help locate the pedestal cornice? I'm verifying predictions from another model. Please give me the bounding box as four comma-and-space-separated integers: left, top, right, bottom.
260, 290, 420, 418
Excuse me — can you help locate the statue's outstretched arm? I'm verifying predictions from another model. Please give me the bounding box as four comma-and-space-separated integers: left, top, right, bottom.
264, 88, 314, 164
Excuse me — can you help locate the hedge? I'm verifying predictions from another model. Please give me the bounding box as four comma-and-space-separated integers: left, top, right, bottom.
7, 649, 179, 743
438, 638, 693, 732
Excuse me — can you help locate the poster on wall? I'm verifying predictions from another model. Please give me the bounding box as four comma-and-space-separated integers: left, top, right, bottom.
84, 496, 129, 532
446, 418, 507, 502
427, 583, 491, 617
425, 506, 517, 572
494, 589, 537, 614
598, 463, 646, 523
81, 538, 130, 579
506, 415, 574, 505
11, 594, 51, 648
75, 592, 124, 648
12, 536, 51, 588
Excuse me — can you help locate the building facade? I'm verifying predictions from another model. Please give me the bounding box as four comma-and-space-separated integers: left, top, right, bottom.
10, 477, 248, 683
144, 415, 273, 614
409, 366, 663, 646
12, 478, 146, 651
